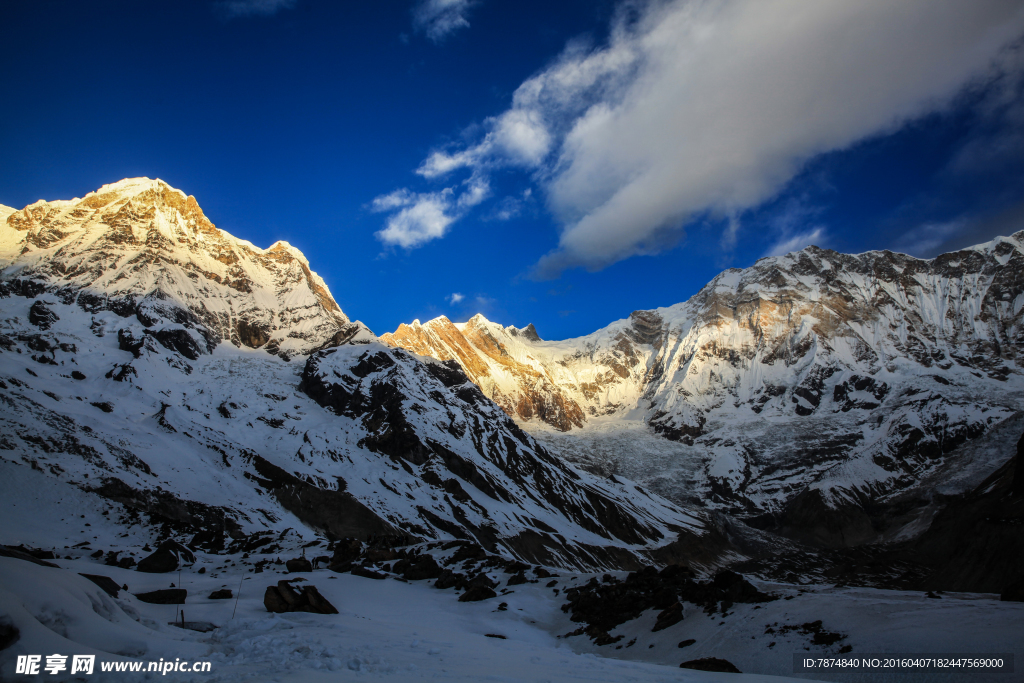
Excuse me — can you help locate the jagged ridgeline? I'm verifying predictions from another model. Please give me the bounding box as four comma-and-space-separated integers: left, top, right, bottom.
384, 235, 1024, 548
0, 178, 723, 571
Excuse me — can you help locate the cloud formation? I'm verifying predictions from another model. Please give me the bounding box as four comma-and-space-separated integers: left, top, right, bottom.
448, 292, 465, 304
373, 176, 489, 249
215, 0, 296, 19
413, 0, 475, 43
376, 0, 1024, 274
763, 227, 826, 258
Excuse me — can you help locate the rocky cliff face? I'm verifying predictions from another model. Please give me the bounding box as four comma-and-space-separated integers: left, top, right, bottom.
386, 237, 1024, 544
0, 178, 349, 359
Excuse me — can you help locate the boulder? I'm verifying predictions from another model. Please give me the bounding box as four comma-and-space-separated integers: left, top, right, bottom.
264, 582, 337, 614
681, 658, 741, 673
351, 566, 386, 580
330, 538, 363, 567
301, 585, 339, 614
264, 586, 289, 613
134, 589, 187, 605
458, 585, 496, 602
652, 602, 684, 632
403, 554, 442, 581
286, 557, 313, 573
137, 540, 195, 573
506, 572, 528, 586
434, 569, 466, 590
467, 573, 498, 589
209, 589, 233, 600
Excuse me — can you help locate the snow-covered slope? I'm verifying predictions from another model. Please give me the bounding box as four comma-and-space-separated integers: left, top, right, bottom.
0, 179, 723, 572
385, 238, 1024, 545
1, 178, 350, 359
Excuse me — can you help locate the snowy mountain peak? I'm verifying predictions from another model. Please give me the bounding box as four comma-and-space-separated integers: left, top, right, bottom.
386, 231, 1024, 538
1, 178, 350, 359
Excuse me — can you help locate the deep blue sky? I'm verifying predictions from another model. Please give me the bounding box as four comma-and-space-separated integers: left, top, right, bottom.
2, 0, 1023, 340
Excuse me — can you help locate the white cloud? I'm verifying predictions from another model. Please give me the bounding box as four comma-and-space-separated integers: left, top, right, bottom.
763, 227, 826, 258
215, 0, 295, 19
373, 177, 488, 249
447, 292, 465, 304
413, 0, 475, 43
373, 189, 456, 249
383, 0, 1024, 272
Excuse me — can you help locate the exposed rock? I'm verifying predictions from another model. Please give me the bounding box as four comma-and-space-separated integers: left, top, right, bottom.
134, 588, 186, 604
0, 617, 20, 651
137, 540, 195, 573
402, 554, 443, 581
28, 301, 58, 330
680, 658, 741, 673
652, 602, 684, 632
507, 572, 528, 586
209, 589, 233, 599
458, 585, 496, 602
562, 566, 773, 643
264, 585, 289, 613
351, 566, 386, 580
263, 581, 337, 614
285, 557, 313, 573
79, 573, 122, 597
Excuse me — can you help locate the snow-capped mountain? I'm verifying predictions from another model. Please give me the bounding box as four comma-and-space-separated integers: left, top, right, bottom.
1, 177, 350, 359
385, 238, 1024, 546
0, 179, 720, 572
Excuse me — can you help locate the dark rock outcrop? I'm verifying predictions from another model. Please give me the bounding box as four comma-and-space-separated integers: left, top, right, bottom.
458, 585, 496, 602
79, 573, 122, 598
562, 566, 773, 644
135, 589, 186, 604
680, 658, 741, 673
137, 540, 195, 573
0, 617, 20, 651
285, 557, 312, 573
28, 301, 58, 330
263, 581, 337, 614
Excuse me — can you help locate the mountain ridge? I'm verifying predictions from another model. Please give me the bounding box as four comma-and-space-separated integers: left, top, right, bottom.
1, 177, 351, 359
0, 178, 726, 572
385, 233, 1024, 547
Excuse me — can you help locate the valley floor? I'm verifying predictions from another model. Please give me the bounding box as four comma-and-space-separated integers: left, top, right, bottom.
2, 545, 1021, 682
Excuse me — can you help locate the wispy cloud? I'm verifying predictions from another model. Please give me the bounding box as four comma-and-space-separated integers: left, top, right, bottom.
215, 0, 296, 19
413, 0, 476, 43
763, 227, 826, 258
447, 292, 465, 304
373, 176, 489, 249
378, 0, 1024, 276
891, 219, 967, 257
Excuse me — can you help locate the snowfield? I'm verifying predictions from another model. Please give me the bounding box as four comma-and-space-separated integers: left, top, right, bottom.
2, 552, 1021, 682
